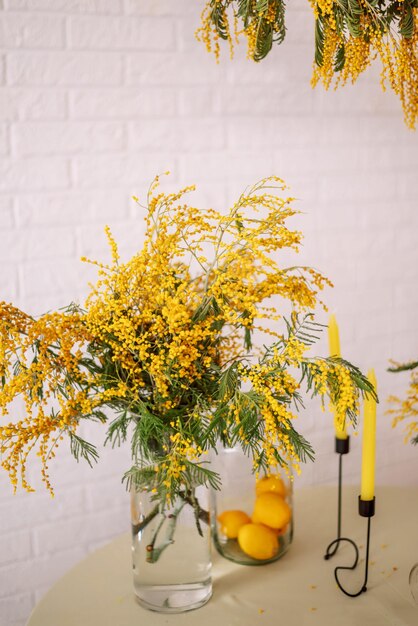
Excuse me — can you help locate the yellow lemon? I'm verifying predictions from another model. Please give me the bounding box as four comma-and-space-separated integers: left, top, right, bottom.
217, 510, 251, 539
260, 523, 289, 537
256, 475, 287, 498
252, 493, 291, 530
237, 523, 279, 560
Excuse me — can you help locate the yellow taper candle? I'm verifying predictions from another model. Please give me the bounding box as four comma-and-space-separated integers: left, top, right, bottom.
328, 315, 347, 440
360, 370, 377, 501
328, 314, 341, 359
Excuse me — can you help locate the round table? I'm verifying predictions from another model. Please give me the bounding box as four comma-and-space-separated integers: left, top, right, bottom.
26, 486, 418, 626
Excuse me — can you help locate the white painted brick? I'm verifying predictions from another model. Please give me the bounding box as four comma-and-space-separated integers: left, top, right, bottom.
394, 279, 418, 313
7, 618, 26, 626
84, 479, 128, 516
359, 201, 410, 231
179, 152, 274, 183
216, 85, 313, 116
320, 116, 404, 146
0, 594, 33, 625
7, 51, 123, 86
226, 118, 321, 150
73, 154, 177, 188
77, 219, 146, 261
33, 509, 124, 555
0, 196, 14, 228
70, 87, 177, 119
0, 486, 85, 533
9, 291, 83, 317
5, 0, 122, 12
0, 55, 5, 84
162, 181, 227, 213
0, 157, 70, 191
0, 14, 65, 49
0, 88, 67, 121
0, 262, 18, 299
178, 87, 218, 117
21, 257, 93, 296
129, 119, 224, 152
0, 123, 9, 154
127, 52, 221, 86
13, 121, 126, 156
43, 440, 128, 488
0, 230, 24, 262
125, 0, 190, 15
275, 145, 365, 181
69, 16, 174, 50
285, 5, 317, 45
398, 172, 418, 199
321, 81, 401, 116
0, 227, 75, 261
394, 227, 418, 257
225, 46, 311, 86
176, 16, 212, 53
318, 171, 397, 205
16, 190, 130, 226
0, 530, 32, 566
0, 547, 86, 597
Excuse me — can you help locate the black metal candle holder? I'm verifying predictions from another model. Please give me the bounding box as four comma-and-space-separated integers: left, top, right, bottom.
324, 436, 350, 560
326, 497, 375, 597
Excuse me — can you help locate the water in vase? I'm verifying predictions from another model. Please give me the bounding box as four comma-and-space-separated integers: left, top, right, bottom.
131, 485, 212, 613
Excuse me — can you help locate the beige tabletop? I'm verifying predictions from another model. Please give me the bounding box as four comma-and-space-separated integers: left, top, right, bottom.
26, 486, 418, 625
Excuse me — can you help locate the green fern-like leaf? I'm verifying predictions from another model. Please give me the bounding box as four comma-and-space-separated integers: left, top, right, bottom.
346, 13, 362, 37
218, 362, 239, 401
69, 432, 99, 468
256, 0, 269, 12
210, 0, 231, 40
388, 361, 418, 373
334, 43, 346, 72
400, 4, 415, 38
315, 17, 325, 67
236, 0, 253, 26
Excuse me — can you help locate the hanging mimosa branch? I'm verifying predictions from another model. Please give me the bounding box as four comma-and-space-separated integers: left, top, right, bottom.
196, 0, 418, 129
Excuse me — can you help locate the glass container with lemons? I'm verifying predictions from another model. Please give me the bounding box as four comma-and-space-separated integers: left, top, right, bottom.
212, 446, 293, 565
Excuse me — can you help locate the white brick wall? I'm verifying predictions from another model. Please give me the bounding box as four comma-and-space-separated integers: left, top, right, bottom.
0, 2, 418, 625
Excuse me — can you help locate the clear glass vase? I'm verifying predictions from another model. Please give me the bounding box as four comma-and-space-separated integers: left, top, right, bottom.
131, 482, 212, 613
410, 562, 418, 604
212, 445, 293, 565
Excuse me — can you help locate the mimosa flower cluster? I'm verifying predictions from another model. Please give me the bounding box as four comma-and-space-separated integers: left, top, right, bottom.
387, 360, 418, 444
197, 0, 418, 129
196, 0, 285, 62
0, 176, 375, 502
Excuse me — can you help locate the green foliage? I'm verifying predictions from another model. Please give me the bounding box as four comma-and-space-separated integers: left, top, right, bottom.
312, 0, 418, 72
0, 178, 374, 506
315, 17, 325, 67
208, 0, 287, 61
218, 362, 240, 402
69, 432, 99, 468
209, 0, 233, 40
388, 361, 418, 373
203, 0, 417, 66
399, 1, 416, 38
334, 43, 346, 72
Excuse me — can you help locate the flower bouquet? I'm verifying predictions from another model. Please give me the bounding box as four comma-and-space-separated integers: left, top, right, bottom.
0, 175, 375, 611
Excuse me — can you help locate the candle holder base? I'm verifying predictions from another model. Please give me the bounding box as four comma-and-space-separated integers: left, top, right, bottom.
329, 497, 375, 598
